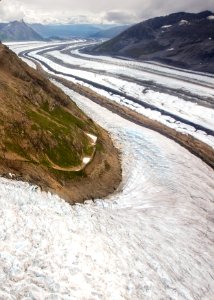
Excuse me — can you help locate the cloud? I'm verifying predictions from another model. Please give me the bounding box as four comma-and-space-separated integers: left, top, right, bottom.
137, 0, 214, 20
103, 11, 137, 24
0, 0, 24, 22
0, 0, 213, 24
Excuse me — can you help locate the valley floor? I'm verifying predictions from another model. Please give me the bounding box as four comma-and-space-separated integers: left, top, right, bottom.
0, 40, 213, 299
15, 40, 214, 148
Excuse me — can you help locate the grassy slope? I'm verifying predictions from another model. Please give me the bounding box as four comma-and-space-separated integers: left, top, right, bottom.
0, 44, 98, 181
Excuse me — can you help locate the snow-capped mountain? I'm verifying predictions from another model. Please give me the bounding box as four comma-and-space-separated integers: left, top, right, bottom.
0, 20, 44, 41
88, 11, 214, 73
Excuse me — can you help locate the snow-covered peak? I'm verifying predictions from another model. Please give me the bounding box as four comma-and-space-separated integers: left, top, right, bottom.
207, 15, 214, 20
161, 24, 172, 29
179, 20, 190, 25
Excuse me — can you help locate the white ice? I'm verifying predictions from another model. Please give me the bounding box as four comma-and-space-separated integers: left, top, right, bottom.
0, 78, 214, 299
12, 42, 214, 147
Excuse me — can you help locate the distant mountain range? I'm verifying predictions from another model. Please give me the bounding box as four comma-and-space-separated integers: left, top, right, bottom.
1, 11, 214, 73
29, 23, 127, 39
88, 11, 214, 73
90, 25, 129, 39
0, 21, 129, 41
0, 20, 44, 41
29, 23, 102, 39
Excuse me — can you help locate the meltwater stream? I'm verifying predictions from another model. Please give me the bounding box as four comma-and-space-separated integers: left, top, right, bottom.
0, 80, 213, 299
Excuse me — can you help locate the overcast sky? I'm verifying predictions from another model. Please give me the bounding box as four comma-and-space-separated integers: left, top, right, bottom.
0, 0, 213, 24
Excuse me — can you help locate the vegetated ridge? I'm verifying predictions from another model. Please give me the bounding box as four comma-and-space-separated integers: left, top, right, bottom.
87, 11, 214, 73
0, 44, 121, 203
0, 20, 44, 41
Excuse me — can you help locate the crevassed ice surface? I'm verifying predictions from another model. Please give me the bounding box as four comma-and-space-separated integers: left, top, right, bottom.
10, 41, 214, 148
0, 80, 214, 299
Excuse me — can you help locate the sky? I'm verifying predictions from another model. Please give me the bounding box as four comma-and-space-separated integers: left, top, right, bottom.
0, 0, 213, 24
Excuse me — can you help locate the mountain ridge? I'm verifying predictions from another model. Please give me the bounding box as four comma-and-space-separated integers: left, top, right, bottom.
0, 20, 44, 41
87, 11, 214, 73
30, 23, 106, 39
0, 43, 121, 203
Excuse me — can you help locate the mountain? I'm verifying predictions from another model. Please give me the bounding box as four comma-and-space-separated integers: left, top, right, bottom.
30, 24, 102, 39
90, 25, 130, 39
0, 20, 44, 41
88, 11, 214, 73
0, 44, 120, 202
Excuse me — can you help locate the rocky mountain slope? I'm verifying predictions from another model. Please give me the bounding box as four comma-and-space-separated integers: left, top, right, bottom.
0, 44, 121, 202
0, 20, 44, 41
88, 11, 214, 73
